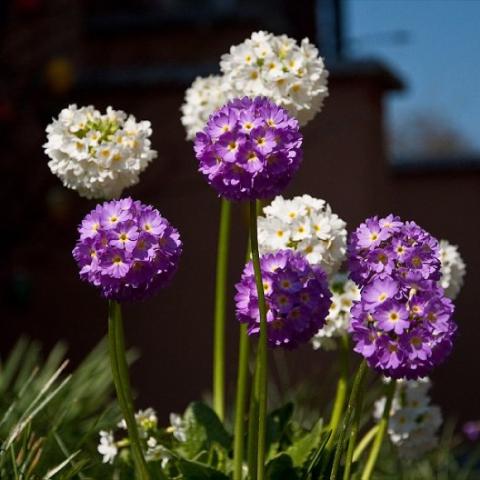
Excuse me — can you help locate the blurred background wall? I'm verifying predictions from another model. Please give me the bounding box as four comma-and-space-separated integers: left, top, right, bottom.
1, 0, 479, 423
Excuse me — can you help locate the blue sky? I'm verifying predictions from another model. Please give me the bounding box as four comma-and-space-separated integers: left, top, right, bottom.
347, 0, 480, 153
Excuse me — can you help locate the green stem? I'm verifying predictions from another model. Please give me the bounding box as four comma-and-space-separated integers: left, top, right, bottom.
108, 301, 150, 480
361, 380, 396, 480
352, 425, 378, 463
343, 370, 365, 480
247, 361, 259, 480
327, 335, 350, 451
233, 323, 250, 480
330, 360, 368, 480
213, 198, 231, 422
249, 200, 268, 480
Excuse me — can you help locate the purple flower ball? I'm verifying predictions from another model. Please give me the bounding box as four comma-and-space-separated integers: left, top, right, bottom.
194, 97, 303, 201
235, 250, 331, 349
349, 276, 456, 379
348, 214, 441, 287
73, 198, 182, 302
463, 421, 480, 441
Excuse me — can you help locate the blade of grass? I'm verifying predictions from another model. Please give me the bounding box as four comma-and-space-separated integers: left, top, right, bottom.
43, 450, 80, 479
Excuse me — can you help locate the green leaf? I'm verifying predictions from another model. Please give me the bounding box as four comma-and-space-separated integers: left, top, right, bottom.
181, 402, 232, 458
265, 453, 298, 480
286, 419, 324, 469
303, 429, 332, 479
177, 458, 229, 479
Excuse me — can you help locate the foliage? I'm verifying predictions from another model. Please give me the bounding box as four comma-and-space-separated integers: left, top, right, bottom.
1, 339, 479, 479
0, 338, 120, 479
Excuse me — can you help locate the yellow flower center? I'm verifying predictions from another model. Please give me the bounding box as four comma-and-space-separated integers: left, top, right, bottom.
272, 318, 284, 330
410, 336, 422, 347
412, 256, 422, 267
278, 295, 289, 305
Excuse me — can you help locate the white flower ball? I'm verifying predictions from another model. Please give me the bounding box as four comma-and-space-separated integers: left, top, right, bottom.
439, 239, 466, 299
258, 194, 347, 276
220, 31, 329, 125
44, 104, 157, 199
373, 378, 442, 461
180, 75, 232, 140
311, 277, 360, 350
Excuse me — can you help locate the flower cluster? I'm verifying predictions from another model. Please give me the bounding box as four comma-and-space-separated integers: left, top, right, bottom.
463, 420, 480, 441
44, 104, 157, 199
350, 277, 456, 379
98, 430, 118, 464
348, 215, 441, 287
258, 195, 347, 276
439, 239, 466, 299
311, 277, 360, 350
181, 75, 230, 140
374, 378, 442, 460
348, 215, 457, 378
235, 250, 331, 348
98, 408, 183, 466
73, 198, 182, 302
118, 408, 158, 436
220, 31, 328, 125
194, 97, 303, 200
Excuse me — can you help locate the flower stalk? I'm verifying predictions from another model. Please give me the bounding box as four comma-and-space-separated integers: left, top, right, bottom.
108, 301, 150, 480
352, 425, 379, 463
249, 200, 269, 480
361, 380, 396, 480
343, 368, 366, 479
213, 198, 232, 421
330, 360, 368, 480
246, 352, 261, 479
233, 323, 250, 480
327, 334, 350, 450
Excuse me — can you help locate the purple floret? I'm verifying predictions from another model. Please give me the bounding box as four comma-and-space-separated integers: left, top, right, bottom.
194, 97, 303, 201
349, 276, 456, 379
348, 214, 441, 287
73, 197, 182, 301
463, 421, 480, 441
235, 250, 331, 349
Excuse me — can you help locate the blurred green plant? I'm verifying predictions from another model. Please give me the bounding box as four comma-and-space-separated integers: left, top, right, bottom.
98, 374, 480, 480
2, 338, 479, 479
0, 337, 122, 479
